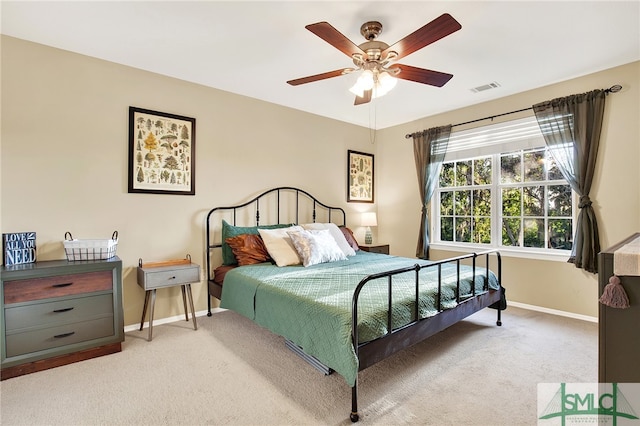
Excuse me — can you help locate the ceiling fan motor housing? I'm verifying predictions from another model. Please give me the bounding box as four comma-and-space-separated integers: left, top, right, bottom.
360, 21, 383, 40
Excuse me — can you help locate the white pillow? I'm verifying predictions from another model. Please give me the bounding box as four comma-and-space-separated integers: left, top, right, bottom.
287, 229, 348, 267
258, 225, 304, 267
301, 223, 356, 257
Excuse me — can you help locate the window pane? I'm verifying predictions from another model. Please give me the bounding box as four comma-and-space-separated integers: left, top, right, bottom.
472, 217, 491, 244
549, 219, 573, 250
473, 157, 492, 185
523, 186, 544, 216
436, 141, 575, 254
441, 217, 454, 241
456, 161, 472, 186
440, 162, 454, 187
502, 187, 521, 216
546, 153, 564, 180
473, 189, 491, 216
548, 185, 572, 217
524, 150, 545, 182
502, 218, 521, 246
440, 191, 453, 215
501, 153, 521, 183
523, 218, 545, 248
455, 190, 471, 215
456, 217, 471, 242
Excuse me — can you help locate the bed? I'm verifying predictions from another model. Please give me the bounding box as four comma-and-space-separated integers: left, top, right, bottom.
205, 186, 505, 422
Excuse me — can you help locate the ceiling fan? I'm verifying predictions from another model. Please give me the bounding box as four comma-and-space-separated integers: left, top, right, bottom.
287, 14, 461, 105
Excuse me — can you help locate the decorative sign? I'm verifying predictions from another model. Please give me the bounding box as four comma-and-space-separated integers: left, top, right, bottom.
3, 232, 36, 266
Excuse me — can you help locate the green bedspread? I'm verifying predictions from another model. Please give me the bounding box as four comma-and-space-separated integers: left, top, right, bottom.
220, 251, 499, 387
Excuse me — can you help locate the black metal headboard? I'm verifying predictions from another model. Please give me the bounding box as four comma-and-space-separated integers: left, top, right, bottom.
205, 187, 346, 309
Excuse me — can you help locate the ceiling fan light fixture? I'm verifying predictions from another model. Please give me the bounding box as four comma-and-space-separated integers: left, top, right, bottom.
348, 83, 364, 98
359, 69, 375, 90
349, 69, 375, 97
378, 71, 397, 91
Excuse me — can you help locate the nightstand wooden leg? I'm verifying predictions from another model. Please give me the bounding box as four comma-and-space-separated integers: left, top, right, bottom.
186, 284, 197, 331
140, 290, 151, 331
148, 289, 156, 341
180, 285, 189, 321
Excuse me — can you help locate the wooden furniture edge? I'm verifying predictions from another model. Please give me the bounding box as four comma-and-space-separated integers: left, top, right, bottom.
139, 258, 191, 269
1, 342, 122, 380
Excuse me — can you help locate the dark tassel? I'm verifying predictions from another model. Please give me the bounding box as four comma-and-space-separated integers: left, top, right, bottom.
599, 275, 630, 309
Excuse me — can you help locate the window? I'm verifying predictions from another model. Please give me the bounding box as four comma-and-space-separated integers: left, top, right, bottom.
434, 117, 574, 253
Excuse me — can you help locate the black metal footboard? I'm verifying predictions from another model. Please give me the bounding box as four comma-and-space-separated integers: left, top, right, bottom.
348, 250, 504, 422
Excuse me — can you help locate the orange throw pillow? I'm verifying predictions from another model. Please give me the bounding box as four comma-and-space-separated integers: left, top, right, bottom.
225, 234, 272, 266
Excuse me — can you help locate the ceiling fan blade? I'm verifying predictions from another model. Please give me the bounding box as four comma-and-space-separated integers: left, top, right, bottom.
382, 13, 461, 61
354, 89, 372, 106
287, 69, 350, 86
393, 64, 453, 87
306, 22, 368, 60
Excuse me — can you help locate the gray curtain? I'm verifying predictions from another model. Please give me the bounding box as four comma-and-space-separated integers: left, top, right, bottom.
533, 89, 607, 273
413, 125, 452, 259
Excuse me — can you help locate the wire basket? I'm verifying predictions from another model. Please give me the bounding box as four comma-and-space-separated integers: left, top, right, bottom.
63, 231, 118, 261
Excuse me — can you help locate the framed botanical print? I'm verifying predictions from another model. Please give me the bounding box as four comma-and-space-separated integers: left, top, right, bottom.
128, 106, 196, 195
347, 150, 374, 203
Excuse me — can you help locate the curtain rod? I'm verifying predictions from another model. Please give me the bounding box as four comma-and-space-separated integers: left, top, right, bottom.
404, 84, 622, 139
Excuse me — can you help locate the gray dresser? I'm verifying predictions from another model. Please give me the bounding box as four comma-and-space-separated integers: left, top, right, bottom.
598, 233, 640, 382
1, 257, 124, 379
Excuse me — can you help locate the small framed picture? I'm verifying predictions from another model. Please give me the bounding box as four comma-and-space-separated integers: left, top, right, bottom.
347, 150, 374, 203
128, 107, 196, 195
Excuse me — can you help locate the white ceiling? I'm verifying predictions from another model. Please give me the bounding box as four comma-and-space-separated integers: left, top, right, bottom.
2, 1, 639, 129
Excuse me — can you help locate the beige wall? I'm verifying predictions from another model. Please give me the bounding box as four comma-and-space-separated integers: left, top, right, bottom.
376, 61, 640, 318
2, 35, 638, 324
0, 36, 374, 326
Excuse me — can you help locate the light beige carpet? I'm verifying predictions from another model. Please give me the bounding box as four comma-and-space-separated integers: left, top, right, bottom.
0, 306, 596, 425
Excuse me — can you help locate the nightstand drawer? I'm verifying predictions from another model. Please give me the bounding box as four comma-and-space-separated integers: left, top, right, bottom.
6, 316, 114, 357
137, 264, 200, 290
4, 270, 113, 304
5, 293, 114, 332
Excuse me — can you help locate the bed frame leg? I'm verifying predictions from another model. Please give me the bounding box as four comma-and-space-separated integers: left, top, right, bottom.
496, 287, 504, 326
207, 294, 212, 317
350, 384, 359, 422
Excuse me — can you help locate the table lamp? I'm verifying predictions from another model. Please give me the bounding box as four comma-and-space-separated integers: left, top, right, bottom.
361, 212, 377, 245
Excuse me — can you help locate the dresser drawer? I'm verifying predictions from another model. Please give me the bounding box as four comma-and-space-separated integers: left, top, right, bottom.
137, 264, 200, 290
4, 270, 112, 304
4, 293, 114, 332
6, 316, 114, 357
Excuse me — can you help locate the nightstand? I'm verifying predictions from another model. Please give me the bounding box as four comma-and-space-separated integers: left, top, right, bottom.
137, 258, 200, 341
359, 244, 389, 255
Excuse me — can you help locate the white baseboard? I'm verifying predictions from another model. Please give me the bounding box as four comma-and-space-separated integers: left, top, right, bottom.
508, 301, 598, 323
125, 302, 597, 333
124, 308, 227, 333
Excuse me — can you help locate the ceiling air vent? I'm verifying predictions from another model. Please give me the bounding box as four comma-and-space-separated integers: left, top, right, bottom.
470, 82, 501, 93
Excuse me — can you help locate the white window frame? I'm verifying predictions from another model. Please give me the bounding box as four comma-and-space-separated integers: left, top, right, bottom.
429, 116, 575, 262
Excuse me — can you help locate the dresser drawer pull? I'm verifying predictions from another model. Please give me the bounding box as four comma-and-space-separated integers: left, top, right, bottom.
53, 307, 75, 313
169, 276, 176, 280
53, 331, 75, 339
52, 282, 73, 288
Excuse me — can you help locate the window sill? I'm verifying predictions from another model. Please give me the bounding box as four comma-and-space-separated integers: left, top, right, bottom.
429, 242, 572, 262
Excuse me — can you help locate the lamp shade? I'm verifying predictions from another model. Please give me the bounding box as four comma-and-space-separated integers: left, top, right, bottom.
349, 68, 398, 100
361, 212, 378, 227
